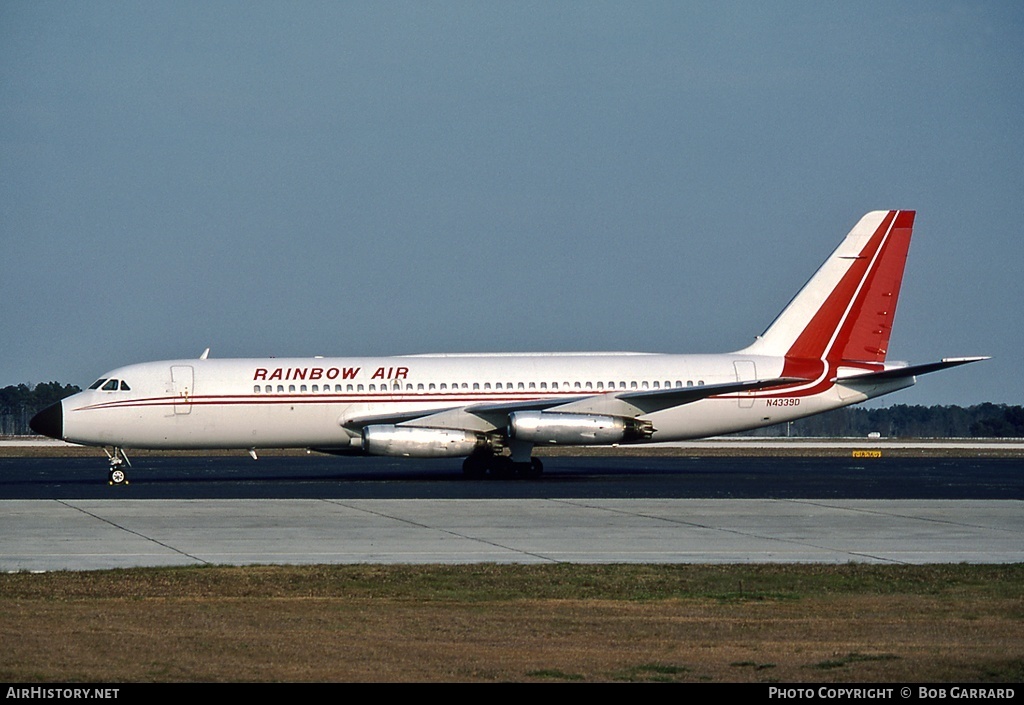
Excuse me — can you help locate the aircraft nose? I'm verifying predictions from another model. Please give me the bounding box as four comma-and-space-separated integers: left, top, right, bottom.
29, 402, 63, 440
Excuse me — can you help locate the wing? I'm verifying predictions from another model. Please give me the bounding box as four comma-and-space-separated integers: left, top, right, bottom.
553, 377, 807, 416
341, 396, 592, 433
340, 377, 807, 433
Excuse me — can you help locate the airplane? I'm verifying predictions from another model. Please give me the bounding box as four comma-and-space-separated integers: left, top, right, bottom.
30, 210, 986, 484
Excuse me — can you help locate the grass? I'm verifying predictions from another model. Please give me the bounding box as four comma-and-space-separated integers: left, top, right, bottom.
1, 563, 1022, 682
809, 652, 901, 670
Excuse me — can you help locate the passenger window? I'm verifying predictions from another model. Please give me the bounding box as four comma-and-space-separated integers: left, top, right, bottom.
254, 385, 261, 393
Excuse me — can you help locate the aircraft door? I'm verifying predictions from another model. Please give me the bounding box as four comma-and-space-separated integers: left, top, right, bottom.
171, 365, 194, 415
733, 360, 756, 409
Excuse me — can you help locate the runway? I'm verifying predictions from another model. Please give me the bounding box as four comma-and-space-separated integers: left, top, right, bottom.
1, 455, 1021, 571
2, 497, 1021, 571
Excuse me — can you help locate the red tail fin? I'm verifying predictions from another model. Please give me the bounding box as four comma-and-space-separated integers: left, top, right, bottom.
742, 210, 915, 364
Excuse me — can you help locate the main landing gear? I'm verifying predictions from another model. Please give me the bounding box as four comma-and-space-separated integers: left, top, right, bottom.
104, 447, 131, 485
461, 453, 543, 479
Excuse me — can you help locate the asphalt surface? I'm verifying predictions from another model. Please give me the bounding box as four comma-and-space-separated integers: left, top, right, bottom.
0, 455, 1020, 500
2, 455, 1020, 570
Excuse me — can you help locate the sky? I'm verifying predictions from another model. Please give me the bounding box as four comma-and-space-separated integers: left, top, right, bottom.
2, 1, 1021, 407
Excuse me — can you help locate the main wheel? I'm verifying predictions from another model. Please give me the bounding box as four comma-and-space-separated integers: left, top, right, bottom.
511, 457, 543, 478
488, 455, 515, 479
462, 454, 488, 479
521, 457, 543, 478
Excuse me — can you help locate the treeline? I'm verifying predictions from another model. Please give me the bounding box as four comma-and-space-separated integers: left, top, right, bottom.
0, 383, 81, 436
744, 403, 1024, 438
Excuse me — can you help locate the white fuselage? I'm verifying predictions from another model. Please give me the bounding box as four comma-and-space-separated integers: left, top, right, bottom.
58, 351, 911, 450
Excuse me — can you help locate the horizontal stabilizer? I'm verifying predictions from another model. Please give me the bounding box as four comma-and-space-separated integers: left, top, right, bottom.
835, 357, 989, 384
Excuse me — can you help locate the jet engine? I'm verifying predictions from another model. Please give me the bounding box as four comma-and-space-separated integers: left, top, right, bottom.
508, 411, 654, 445
362, 425, 500, 458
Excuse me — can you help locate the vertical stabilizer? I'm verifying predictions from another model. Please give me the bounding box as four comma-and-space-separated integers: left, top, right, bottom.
741, 210, 915, 363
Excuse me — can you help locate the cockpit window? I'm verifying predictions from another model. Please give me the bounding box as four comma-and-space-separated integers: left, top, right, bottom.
89, 379, 108, 390
101, 379, 120, 391
119, 381, 131, 391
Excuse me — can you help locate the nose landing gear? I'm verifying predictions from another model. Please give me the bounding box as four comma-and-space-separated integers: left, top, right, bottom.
104, 447, 131, 485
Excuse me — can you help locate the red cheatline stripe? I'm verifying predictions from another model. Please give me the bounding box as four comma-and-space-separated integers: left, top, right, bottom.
70, 391, 585, 412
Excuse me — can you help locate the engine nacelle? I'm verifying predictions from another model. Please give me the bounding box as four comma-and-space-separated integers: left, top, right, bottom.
508, 411, 654, 445
362, 425, 498, 458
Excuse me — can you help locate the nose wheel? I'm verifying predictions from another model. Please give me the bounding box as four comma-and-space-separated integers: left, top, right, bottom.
104, 447, 131, 485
